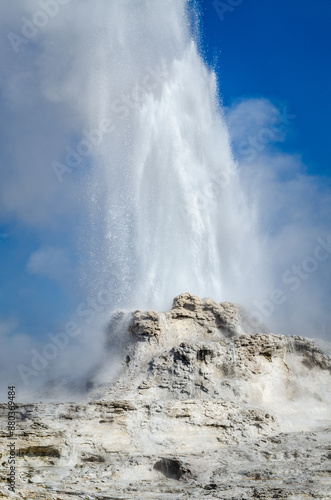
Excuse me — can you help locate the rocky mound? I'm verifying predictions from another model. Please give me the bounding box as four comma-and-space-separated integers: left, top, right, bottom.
0, 294, 330, 499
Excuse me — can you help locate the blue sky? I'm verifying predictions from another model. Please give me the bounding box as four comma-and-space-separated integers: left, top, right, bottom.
200, 0, 331, 177
0, 0, 330, 396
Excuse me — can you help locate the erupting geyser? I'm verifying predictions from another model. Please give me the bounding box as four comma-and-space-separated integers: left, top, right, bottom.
81, 0, 267, 313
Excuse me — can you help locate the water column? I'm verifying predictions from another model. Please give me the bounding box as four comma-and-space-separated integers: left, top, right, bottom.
81, 0, 262, 314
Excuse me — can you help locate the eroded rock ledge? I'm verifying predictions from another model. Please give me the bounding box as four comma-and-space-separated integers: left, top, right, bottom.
128, 293, 266, 341
0, 293, 330, 499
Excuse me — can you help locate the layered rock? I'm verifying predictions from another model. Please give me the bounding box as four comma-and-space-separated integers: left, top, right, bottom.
0, 294, 330, 499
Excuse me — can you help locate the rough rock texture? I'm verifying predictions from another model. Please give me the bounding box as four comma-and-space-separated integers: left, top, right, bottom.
0, 293, 330, 499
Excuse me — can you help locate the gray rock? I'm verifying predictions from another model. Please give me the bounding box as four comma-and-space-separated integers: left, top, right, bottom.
129, 309, 161, 339
1, 293, 330, 499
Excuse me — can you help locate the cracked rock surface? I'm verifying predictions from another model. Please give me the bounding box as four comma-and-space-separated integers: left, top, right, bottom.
0, 293, 330, 499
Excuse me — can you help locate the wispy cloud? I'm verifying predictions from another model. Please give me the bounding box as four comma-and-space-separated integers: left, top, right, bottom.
26, 245, 73, 283
226, 97, 331, 338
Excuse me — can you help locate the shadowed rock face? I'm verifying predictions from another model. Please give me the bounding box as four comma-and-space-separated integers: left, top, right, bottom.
129, 309, 162, 339
0, 293, 330, 499
171, 293, 243, 336
16, 446, 61, 459
153, 458, 187, 480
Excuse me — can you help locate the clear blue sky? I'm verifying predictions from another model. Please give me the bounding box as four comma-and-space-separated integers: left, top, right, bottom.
200, 0, 331, 177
